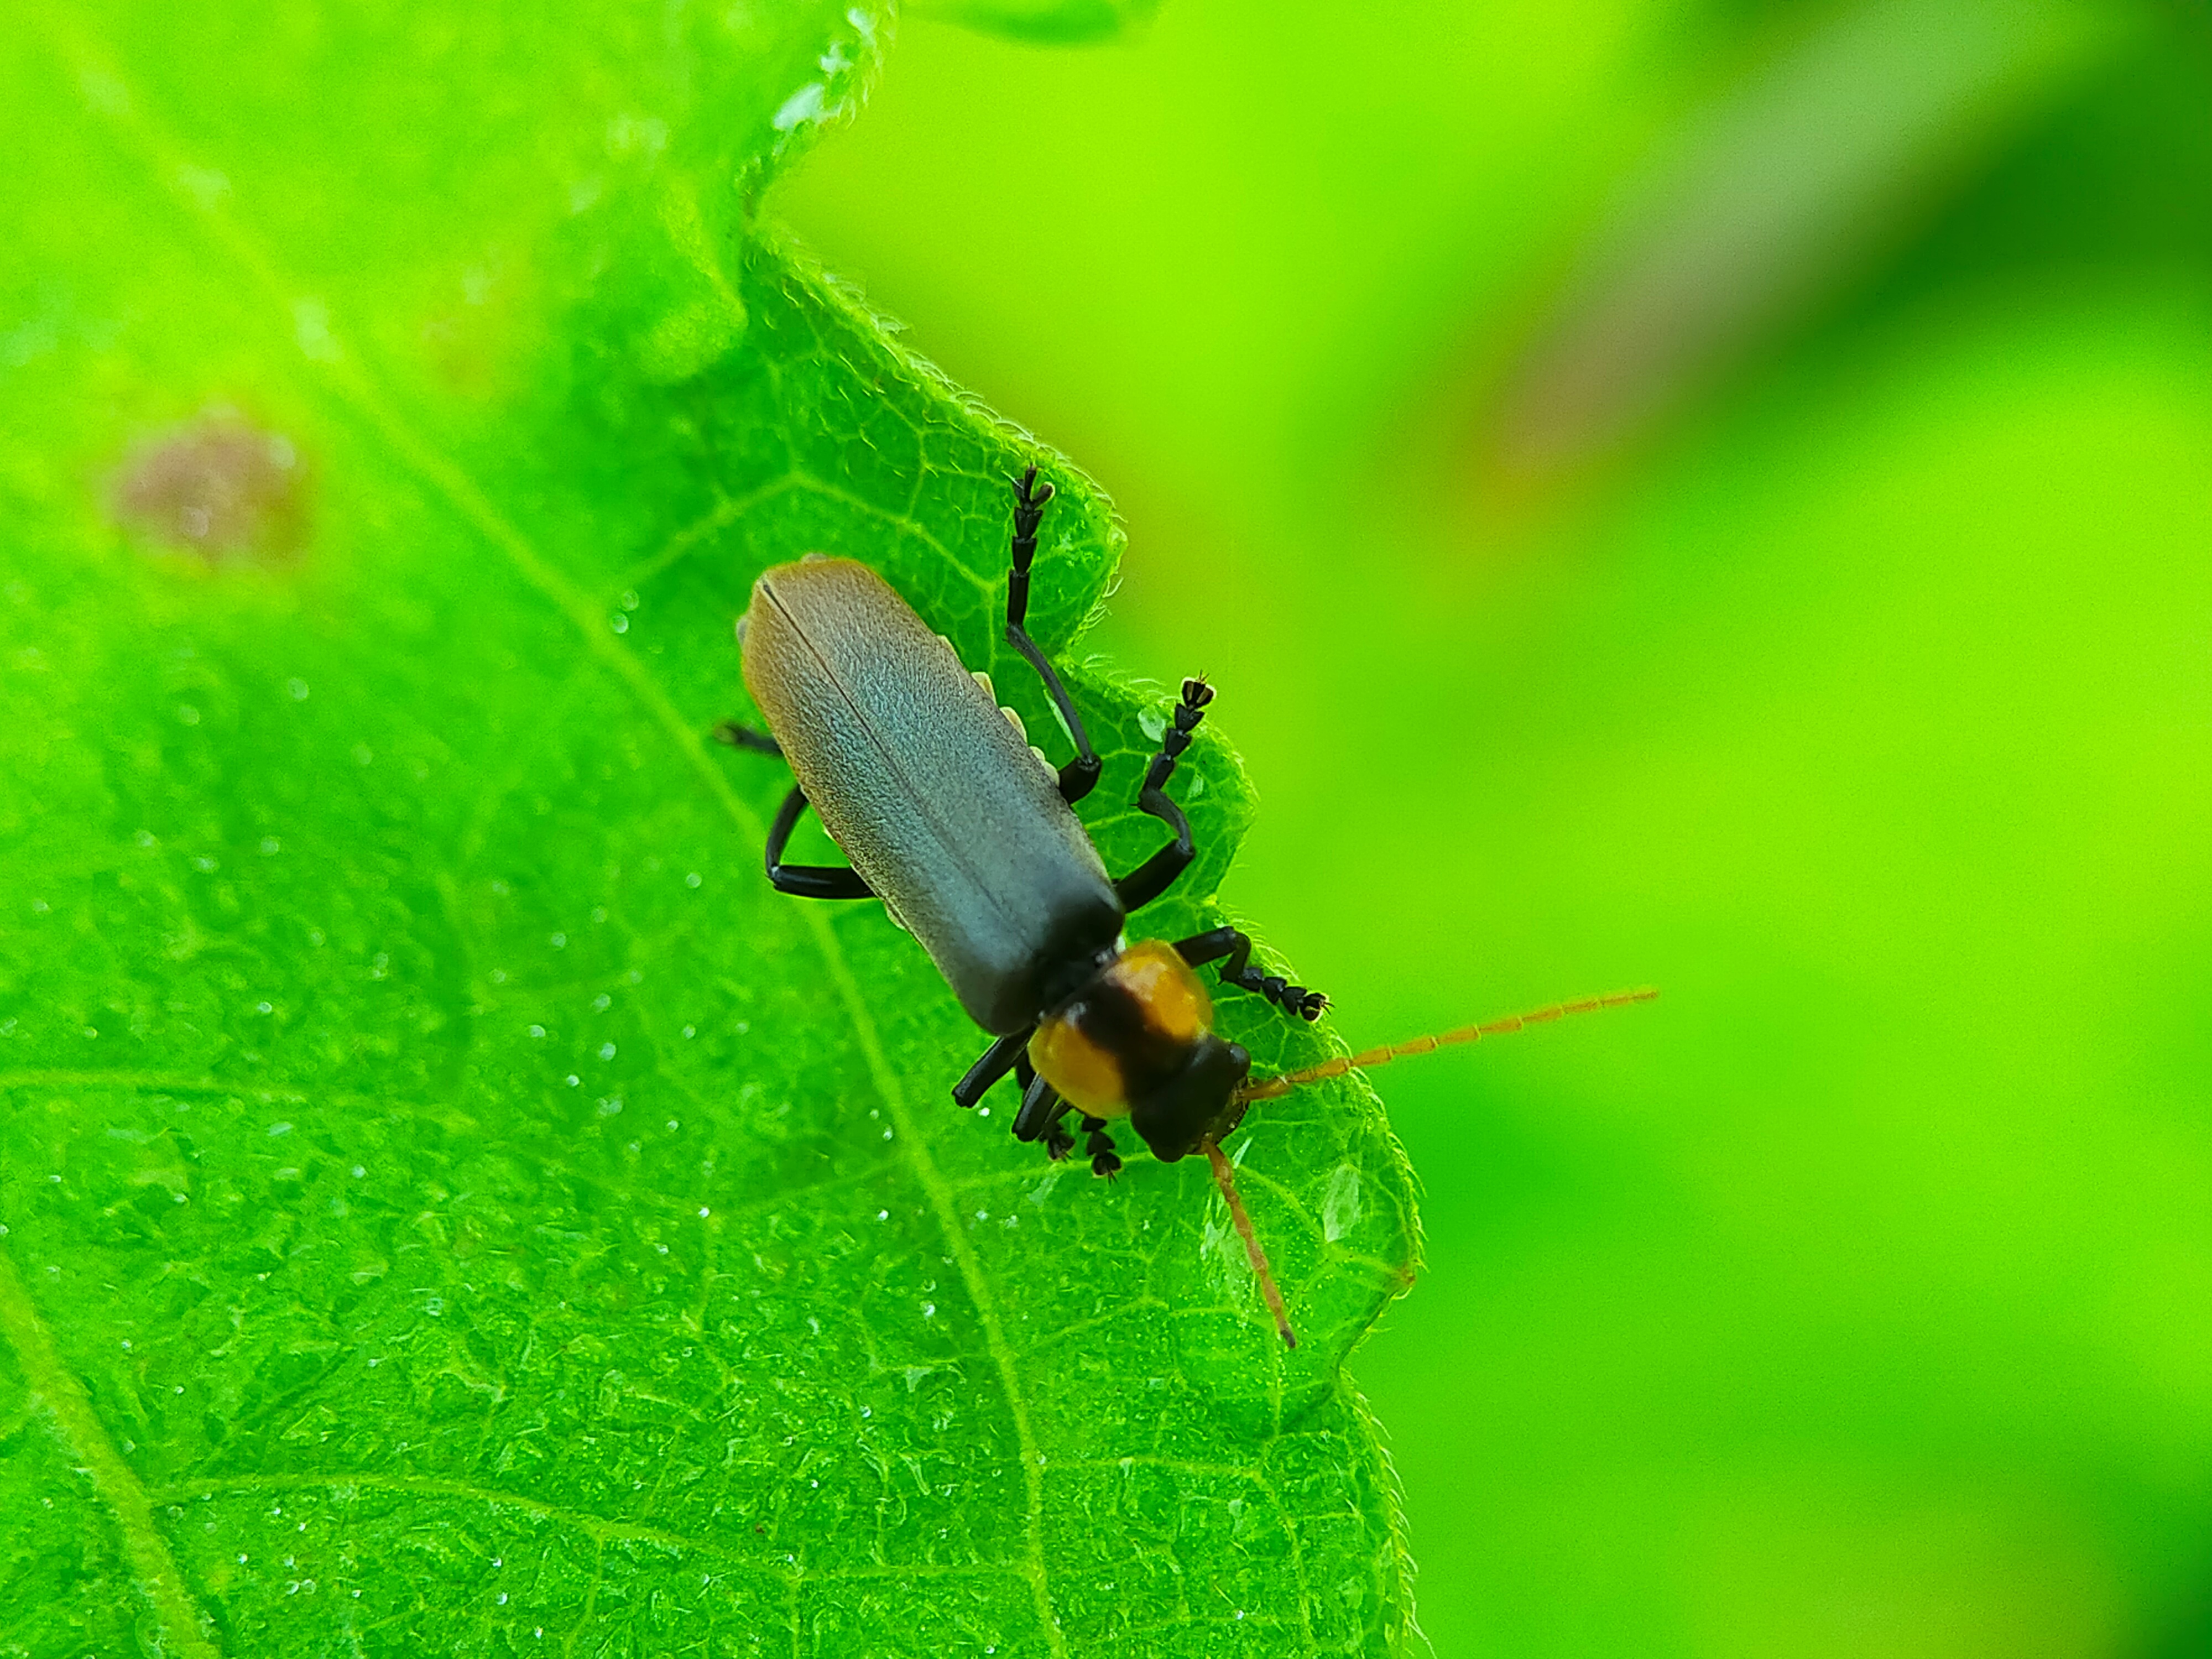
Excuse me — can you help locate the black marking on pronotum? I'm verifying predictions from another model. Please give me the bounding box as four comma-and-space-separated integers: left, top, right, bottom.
721, 466, 1655, 1347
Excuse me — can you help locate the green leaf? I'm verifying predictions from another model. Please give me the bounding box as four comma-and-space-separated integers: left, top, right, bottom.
0, 5, 1419, 1655
905, 0, 1162, 47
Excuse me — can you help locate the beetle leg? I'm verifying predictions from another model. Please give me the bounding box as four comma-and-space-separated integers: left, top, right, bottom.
1113, 677, 1214, 912
711, 720, 784, 758
1014, 1061, 1078, 1160
720, 731, 877, 901
1013, 1063, 1070, 1145
1171, 926, 1328, 1021
953, 1029, 1032, 1109
1081, 1116, 1123, 1180
1003, 466, 1104, 806
718, 728, 875, 900
1018, 1057, 1079, 1159
764, 787, 875, 900
723, 740, 878, 902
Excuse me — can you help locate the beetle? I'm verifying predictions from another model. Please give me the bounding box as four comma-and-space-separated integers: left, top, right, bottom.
721, 467, 1324, 1170
720, 468, 1655, 1344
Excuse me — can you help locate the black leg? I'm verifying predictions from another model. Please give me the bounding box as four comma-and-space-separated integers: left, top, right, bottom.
712, 720, 784, 758
716, 728, 873, 900
1173, 926, 1328, 1021
1080, 1115, 1122, 1180
1035, 1082, 1076, 1161
1113, 677, 1214, 913
764, 787, 874, 900
953, 1030, 1032, 1109
1014, 1064, 1075, 1158
1003, 467, 1103, 806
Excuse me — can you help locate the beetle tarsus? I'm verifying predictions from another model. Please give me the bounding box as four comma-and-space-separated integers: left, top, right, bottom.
1011, 463, 1055, 519
1013, 465, 1057, 518
1149, 678, 1211, 782
1001, 467, 1103, 808
1171, 925, 1330, 1023
1006, 466, 1056, 601
1237, 969, 1328, 1021
1045, 1125, 1077, 1162
1114, 679, 1217, 912
1081, 1117, 1120, 1178
1256, 982, 1318, 1022
1243, 970, 1327, 1020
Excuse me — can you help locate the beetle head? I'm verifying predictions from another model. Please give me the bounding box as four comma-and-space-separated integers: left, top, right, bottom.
1126, 1035, 1253, 1162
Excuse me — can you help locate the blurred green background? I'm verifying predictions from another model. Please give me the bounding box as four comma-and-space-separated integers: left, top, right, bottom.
773, 1, 2212, 1654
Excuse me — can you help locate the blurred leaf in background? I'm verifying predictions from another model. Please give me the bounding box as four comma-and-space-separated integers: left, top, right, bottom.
778, 0, 2212, 1653
0, 2, 1423, 1653
912, 0, 1165, 47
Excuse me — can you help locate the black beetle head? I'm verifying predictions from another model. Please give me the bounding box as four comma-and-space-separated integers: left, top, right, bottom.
1126, 1037, 1252, 1163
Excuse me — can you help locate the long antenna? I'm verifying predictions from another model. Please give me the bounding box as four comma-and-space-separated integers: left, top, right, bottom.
1204, 1140, 1296, 1348
1239, 986, 1658, 1103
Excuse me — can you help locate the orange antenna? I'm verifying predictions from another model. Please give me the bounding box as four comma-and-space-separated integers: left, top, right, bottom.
1239, 986, 1658, 1104
1204, 1140, 1296, 1348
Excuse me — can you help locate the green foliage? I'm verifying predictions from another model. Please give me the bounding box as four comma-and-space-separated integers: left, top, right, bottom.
776, 5, 2212, 1655
0, 4, 1417, 1654
907, 0, 1162, 46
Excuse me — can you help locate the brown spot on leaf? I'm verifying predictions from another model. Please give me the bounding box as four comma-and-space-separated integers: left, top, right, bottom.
111, 413, 310, 563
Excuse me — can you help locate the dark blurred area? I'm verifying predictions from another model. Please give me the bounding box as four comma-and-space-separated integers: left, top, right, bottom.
775, 1, 2212, 1652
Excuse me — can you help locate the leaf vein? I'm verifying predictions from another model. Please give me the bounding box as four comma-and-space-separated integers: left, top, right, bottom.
0, 1243, 220, 1658
151, 1474, 1040, 1585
